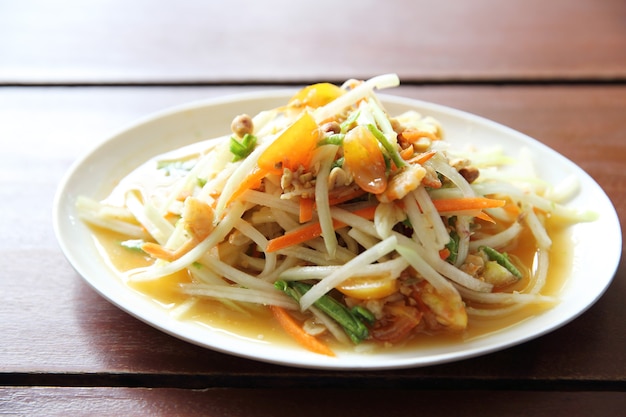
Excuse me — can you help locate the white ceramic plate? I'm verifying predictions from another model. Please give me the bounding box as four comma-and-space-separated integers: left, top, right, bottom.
54, 90, 621, 370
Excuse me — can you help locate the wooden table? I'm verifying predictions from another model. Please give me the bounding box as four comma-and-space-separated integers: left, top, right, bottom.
1, 0, 625, 415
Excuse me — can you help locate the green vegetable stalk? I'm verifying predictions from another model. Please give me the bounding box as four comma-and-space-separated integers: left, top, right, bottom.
445, 230, 460, 264
479, 246, 523, 279
229, 133, 257, 161
366, 124, 407, 169
340, 109, 361, 133
318, 133, 345, 146
275, 280, 372, 344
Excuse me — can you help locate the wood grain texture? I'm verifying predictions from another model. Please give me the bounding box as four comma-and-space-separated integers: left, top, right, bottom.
0, 86, 624, 389
2, 0, 624, 409
2, 388, 626, 417
1, 0, 625, 84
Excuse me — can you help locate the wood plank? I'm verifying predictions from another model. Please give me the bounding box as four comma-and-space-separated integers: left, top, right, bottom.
2, 388, 626, 417
1, 0, 625, 84
1, 86, 624, 387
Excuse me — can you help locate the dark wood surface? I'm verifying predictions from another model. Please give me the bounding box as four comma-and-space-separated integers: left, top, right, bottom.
1, 1, 625, 415
2, 388, 625, 417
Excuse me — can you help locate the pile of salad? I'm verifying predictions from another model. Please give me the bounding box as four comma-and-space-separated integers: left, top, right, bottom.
77, 74, 595, 356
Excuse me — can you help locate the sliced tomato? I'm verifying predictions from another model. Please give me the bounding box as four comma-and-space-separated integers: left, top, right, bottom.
257, 112, 320, 175
288, 83, 345, 108
336, 274, 398, 300
343, 125, 387, 194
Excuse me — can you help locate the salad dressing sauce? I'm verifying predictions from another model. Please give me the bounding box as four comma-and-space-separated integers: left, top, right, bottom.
90, 220, 572, 353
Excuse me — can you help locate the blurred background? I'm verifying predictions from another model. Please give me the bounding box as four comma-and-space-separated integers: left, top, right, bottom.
1, 0, 624, 85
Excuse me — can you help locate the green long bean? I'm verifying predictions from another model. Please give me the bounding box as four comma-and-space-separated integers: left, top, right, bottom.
275, 280, 371, 344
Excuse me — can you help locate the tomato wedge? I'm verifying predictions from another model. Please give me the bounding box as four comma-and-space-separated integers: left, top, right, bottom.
257, 112, 320, 175
288, 83, 345, 108
337, 274, 399, 300
343, 125, 387, 194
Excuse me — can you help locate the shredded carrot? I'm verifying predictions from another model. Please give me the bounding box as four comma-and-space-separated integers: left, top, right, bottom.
400, 147, 414, 160
269, 305, 335, 356
267, 220, 336, 252
438, 247, 451, 260
401, 128, 439, 142
327, 185, 367, 206
299, 197, 314, 223
266, 205, 377, 252
142, 239, 197, 262
475, 210, 496, 223
226, 167, 267, 207
432, 197, 506, 213
408, 149, 437, 165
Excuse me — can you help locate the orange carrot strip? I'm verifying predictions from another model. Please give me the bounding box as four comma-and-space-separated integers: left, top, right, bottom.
267, 220, 338, 252
299, 197, 314, 223
408, 149, 437, 165
432, 197, 506, 213
438, 247, 451, 260
475, 210, 496, 223
401, 129, 439, 142
267, 220, 333, 252
327, 186, 367, 206
226, 167, 267, 207
266, 205, 377, 252
400, 147, 414, 160
270, 305, 335, 356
